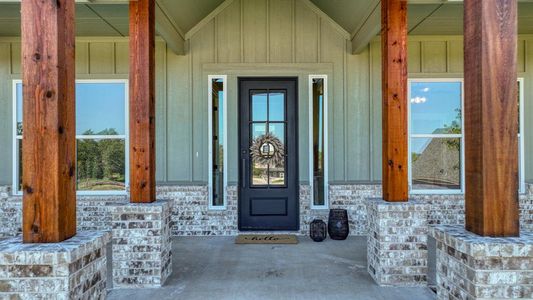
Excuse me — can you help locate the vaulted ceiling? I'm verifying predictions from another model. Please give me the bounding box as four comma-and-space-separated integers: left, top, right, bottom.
2, 1, 533, 44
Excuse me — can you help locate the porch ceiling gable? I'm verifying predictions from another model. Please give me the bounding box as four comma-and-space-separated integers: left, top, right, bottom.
184, 0, 351, 41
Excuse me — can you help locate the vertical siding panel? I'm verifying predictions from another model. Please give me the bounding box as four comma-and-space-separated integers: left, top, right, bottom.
421, 41, 447, 73
407, 41, 421, 74
346, 48, 371, 181
191, 21, 216, 182
114, 42, 129, 74
155, 42, 167, 181
227, 76, 239, 183
89, 42, 114, 74
10, 43, 20, 74
298, 74, 309, 183
76, 42, 89, 75
525, 41, 533, 182
447, 40, 464, 73
269, 0, 293, 63
370, 41, 382, 181
242, 0, 267, 63
217, 0, 241, 63
518, 39, 526, 73
0, 43, 11, 184
294, 0, 318, 63
320, 19, 345, 182
167, 49, 192, 181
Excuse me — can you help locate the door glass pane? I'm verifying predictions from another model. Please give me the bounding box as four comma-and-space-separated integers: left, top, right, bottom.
251, 123, 268, 186
268, 123, 286, 186
411, 137, 461, 190
410, 82, 462, 134
252, 92, 268, 121
251, 123, 267, 140
252, 158, 268, 186
269, 92, 285, 121
312, 78, 325, 206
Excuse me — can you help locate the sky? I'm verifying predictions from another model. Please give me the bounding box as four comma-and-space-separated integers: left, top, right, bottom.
17, 82, 126, 136
410, 81, 462, 154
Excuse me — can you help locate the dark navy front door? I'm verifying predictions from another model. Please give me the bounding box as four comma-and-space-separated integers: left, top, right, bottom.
238, 78, 299, 231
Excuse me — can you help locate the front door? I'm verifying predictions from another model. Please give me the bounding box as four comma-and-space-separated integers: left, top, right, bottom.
238, 78, 299, 231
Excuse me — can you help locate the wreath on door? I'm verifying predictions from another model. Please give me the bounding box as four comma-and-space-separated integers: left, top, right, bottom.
250, 132, 285, 167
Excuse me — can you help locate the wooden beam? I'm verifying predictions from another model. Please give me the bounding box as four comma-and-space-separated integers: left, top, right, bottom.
381, 0, 408, 202
351, 0, 380, 54
464, 0, 519, 237
21, 0, 77, 243
155, 0, 185, 55
129, 0, 156, 203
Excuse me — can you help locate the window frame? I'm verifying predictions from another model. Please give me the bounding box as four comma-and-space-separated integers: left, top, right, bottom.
308, 75, 329, 209
208, 75, 228, 210
408, 78, 526, 194
12, 79, 130, 196
408, 78, 465, 195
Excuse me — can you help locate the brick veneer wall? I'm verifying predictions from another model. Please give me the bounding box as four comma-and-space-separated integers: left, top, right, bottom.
0, 184, 532, 237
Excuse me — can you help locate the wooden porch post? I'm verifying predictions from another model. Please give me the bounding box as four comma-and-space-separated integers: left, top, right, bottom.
381, 0, 408, 202
129, 0, 156, 203
464, 0, 519, 236
21, 0, 77, 243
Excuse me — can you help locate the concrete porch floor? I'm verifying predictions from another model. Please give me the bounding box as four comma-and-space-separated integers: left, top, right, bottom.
108, 236, 436, 300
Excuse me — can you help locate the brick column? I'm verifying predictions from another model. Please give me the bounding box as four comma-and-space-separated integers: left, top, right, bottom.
366, 199, 429, 286
111, 200, 172, 288
431, 226, 532, 299
0, 232, 110, 299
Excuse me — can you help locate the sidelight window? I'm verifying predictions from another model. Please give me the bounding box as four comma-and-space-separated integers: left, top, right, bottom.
13, 79, 129, 195
309, 75, 328, 208
208, 75, 227, 209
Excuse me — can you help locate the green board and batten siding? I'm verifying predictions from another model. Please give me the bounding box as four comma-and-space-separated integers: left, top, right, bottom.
0, 0, 532, 186
0, 38, 169, 184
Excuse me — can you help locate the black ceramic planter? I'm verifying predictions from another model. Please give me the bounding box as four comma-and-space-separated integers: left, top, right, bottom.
309, 219, 327, 242
328, 209, 349, 240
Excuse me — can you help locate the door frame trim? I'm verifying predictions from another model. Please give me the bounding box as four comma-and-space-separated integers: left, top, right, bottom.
237, 77, 300, 231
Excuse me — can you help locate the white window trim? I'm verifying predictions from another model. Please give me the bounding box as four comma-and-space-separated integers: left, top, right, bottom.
309, 75, 329, 209
12, 79, 130, 196
408, 78, 465, 195
408, 78, 526, 194
208, 75, 228, 210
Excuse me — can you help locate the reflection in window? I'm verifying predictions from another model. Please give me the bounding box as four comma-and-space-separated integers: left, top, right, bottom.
310, 76, 328, 208
409, 79, 525, 193
13, 80, 128, 194
409, 80, 463, 192
518, 79, 525, 193
209, 76, 227, 208
411, 138, 461, 190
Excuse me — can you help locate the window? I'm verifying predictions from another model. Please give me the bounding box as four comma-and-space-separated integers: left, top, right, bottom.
208, 75, 227, 209
408, 79, 525, 194
518, 78, 526, 193
309, 75, 328, 208
13, 80, 129, 195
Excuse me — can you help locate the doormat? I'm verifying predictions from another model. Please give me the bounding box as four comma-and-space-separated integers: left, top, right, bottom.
235, 234, 298, 244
